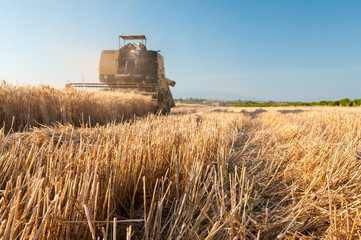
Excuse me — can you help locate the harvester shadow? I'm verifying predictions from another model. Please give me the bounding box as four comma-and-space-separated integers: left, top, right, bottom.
241, 108, 267, 119
277, 109, 305, 114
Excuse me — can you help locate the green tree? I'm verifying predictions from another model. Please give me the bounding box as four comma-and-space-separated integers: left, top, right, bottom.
339, 98, 351, 106
352, 99, 361, 106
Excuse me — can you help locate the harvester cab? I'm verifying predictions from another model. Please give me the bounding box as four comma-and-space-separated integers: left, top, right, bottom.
67, 35, 176, 114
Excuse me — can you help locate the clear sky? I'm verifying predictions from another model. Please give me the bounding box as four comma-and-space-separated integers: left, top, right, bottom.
1, 0, 360, 101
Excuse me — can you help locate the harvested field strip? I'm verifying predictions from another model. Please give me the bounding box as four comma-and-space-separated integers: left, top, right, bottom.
0, 113, 245, 239
0, 84, 155, 132
233, 108, 361, 238
0, 108, 361, 239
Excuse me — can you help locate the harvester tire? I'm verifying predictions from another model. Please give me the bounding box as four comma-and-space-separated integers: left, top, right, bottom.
158, 90, 170, 115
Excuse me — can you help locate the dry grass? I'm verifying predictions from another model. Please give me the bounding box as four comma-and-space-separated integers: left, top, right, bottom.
1, 105, 361, 239
0, 84, 156, 132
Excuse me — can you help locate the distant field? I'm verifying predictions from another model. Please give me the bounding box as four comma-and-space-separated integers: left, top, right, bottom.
0, 92, 361, 238
176, 97, 361, 107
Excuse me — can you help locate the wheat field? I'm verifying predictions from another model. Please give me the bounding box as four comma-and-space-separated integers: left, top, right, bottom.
0, 84, 156, 132
0, 87, 360, 239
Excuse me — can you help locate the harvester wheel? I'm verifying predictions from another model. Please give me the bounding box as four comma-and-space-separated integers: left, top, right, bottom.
160, 99, 170, 115
158, 90, 170, 115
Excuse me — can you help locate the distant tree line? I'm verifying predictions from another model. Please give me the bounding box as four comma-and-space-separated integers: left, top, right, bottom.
176, 98, 361, 107
175, 98, 228, 106
176, 98, 208, 104
228, 98, 361, 107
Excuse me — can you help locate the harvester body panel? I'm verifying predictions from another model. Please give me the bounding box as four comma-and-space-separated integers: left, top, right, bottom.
99, 50, 119, 75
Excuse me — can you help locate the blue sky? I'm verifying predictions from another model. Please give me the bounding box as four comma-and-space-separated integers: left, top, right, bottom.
1, 0, 360, 101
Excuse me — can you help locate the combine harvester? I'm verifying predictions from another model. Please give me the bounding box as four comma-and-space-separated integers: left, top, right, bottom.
67, 35, 176, 114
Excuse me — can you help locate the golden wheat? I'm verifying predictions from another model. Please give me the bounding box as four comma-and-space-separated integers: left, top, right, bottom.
0, 84, 156, 132
0, 105, 361, 239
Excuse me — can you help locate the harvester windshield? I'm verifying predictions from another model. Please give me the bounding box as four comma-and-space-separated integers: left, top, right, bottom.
119, 35, 147, 49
